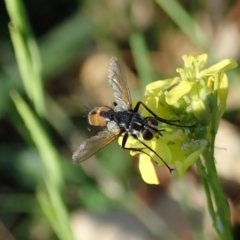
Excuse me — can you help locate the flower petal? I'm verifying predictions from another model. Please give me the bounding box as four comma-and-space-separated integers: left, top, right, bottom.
148, 139, 172, 165
146, 78, 179, 93
182, 148, 203, 172
191, 97, 210, 126
165, 81, 195, 105
200, 59, 238, 76
139, 155, 160, 184
218, 73, 229, 116
142, 95, 159, 116
174, 161, 184, 176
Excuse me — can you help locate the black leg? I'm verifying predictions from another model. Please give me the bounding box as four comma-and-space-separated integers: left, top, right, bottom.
134, 101, 194, 127
121, 132, 146, 153
133, 101, 142, 112
155, 129, 165, 138
133, 101, 178, 123
132, 134, 174, 173
121, 133, 174, 173
121, 133, 159, 167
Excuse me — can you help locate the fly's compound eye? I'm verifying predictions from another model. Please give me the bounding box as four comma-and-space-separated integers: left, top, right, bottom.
141, 117, 159, 140
146, 117, 158, 128
142, 129, 154, 140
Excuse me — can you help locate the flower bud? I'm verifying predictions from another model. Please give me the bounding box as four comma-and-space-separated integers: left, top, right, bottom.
191, 98, 210, 126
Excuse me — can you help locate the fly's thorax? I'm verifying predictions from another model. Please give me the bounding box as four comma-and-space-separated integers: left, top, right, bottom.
130, 112, 145, 131
88, 106, 112, 126
141, 117, 159, 140
115, 111, 143, 132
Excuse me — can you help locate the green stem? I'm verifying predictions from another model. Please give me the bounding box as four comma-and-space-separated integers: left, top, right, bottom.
196, 159, 216, 224
198, 70, 233, 239
202, 148, 232, 239
200, 140, 232, 239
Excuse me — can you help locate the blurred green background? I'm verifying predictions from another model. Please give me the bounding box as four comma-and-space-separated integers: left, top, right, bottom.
1, 0, 240, 239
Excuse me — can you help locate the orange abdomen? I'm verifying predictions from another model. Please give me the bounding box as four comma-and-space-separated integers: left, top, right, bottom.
88, 107, 112, 126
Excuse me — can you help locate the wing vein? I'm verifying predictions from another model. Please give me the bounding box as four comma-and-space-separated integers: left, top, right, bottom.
108, 57, 132, 111
72, 129, 118, 162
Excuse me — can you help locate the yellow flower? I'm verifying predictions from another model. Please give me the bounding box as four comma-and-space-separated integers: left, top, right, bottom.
123, 54, 237, 184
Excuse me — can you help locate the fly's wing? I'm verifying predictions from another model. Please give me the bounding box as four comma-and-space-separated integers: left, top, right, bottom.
72, 129, 119, 163
108, 57, 132, 111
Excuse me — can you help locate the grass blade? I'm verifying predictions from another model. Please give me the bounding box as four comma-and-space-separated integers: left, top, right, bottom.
5, 0, 45, 117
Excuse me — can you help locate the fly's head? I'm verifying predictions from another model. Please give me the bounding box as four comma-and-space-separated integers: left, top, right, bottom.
141, 117, 159, 141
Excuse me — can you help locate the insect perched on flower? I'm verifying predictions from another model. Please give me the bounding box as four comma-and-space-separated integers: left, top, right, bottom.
72, 57, 192, 172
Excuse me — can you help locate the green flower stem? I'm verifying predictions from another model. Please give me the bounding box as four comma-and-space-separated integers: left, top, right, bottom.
196, 159, 216, 224
197, 70, 233, 239
203, 151, 232, 239
201, 148, 232, 240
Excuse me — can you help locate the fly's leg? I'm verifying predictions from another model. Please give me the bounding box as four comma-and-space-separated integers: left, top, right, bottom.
121, 133, 174, 173
133, 101, 194, 128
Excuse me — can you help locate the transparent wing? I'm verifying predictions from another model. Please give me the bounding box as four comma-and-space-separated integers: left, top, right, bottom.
72, 129, 119, 163
108, 57, 132, 111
